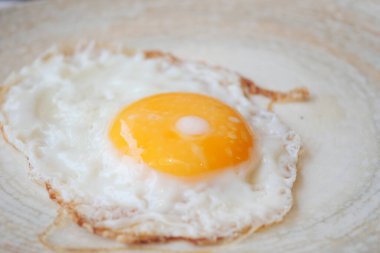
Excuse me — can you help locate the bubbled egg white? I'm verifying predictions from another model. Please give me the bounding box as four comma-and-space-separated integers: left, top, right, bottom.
0, 43, 301, 243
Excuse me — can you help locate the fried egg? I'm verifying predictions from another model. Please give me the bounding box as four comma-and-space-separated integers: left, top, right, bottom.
0, 43, 302, 245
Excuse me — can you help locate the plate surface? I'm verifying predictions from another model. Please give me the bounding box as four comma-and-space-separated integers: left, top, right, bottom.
1, 0, 380, 252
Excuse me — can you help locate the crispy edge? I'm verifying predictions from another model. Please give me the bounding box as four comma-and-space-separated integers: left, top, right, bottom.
44, 182, 235, 246
240, 77, 310, 110
143, 49, 310, 110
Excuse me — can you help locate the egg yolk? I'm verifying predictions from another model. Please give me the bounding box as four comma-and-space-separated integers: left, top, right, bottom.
109, 93, 254, 177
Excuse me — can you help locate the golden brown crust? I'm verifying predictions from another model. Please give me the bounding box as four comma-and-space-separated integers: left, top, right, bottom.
44, 182, 228, 245
142, 49, 310, 110
240, 77, 310, 110
143, 50, 180, 63
1, 43, 309, 246
31, 42, 311, 109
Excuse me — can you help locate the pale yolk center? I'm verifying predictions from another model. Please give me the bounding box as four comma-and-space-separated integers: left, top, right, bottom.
109, 92, 254, 177
175, 116, 210, 136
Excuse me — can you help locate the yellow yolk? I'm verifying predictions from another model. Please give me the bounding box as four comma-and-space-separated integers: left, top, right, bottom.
109, 93, 254, 177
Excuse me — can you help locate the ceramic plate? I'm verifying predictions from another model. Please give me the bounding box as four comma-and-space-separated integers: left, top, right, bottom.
0, 1, 379, 252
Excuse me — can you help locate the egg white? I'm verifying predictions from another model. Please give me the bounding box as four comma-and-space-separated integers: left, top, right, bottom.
0, 44, 300, 241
